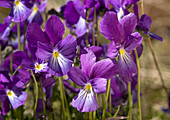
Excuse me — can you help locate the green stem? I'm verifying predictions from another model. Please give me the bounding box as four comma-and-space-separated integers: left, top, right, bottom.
92, 7, 96, 46
128, 82, 132, 120
113, 105, 120, 117
85, 9, 90, 47
89, 112, 92, 120
93, 94, 97, 120
40, 81, 46, 115
23, 21, 26, 51
62, 79, 71, 120
102, 79, 111, 120
109, 85, 112, 113
10, 49, 13, 74
59, 77, 66, 120
96, 17, 99, 46
31, 70, 39, 114
134, 49, 142, 120
12, 65, 22, 76
17, 22, 21, 51
147, 38, 168, 95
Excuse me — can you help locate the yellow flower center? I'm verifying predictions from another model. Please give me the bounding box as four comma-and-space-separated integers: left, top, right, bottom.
85, 84, 92, 91
7, 91, 12, 96
33, 6, 38, 12
53, 51, 59, 58
15, 1, 20, 6
119, 49, 125, 55
35, 64, 41, 70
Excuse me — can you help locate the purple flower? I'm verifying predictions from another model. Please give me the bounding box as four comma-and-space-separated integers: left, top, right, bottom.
100, 12, 142, 76
83, 0, 97, 9
68, 51, 117, 112
109, 0, 139, 20
26, 15, 77, 76
28, 0, 47, 25
13, 51, 48, 74
0, 0, 32, 22
0, 74, 27, 115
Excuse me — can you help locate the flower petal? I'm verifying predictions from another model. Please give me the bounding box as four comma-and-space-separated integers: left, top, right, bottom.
68, 67, 89, 86
124, 32, 143, 52
8, 91, 27, 109
64, 1, 80, 25
100, 11, 123, 42
76, 17, 87, 37
91, 78, 107, 94
72, 89, 98, 112
80, 51, 96, 78
118, 50, 137, 76
36, 42, 53, 60
26, 23, 49, 47
90, 58, 118, 79
107, 41, 119, 58
48, 54, 73, 76
119, 13, 137, 37
57, 34, 77, 60
45, 15, 65, 45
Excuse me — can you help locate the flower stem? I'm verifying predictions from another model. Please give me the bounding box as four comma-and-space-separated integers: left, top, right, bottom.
92, 7, 96, 46
134, 49, 142, 120
89, 112, 92, 120
113, 105, 120, 117
62, 79, 71, 120
59, 77, 66, 120
102, 79, 111, 120
85, 9, 90, 47
109, 85, 112, 113
128, 82, 132, 120
93, 94, 97, 120
96, 17, 99, 46
31, 70, 39, 114
17, 22, 21, 51
23, 21, 26, 51
40, 81, 46, 115
147, 38, 168, 95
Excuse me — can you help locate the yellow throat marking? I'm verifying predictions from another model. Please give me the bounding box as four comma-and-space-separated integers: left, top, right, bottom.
7, 91, 12, 96
119, 49, 125, 55
85, 84, 92, 91
15, 1, 20, 6
53, 51, 59, 58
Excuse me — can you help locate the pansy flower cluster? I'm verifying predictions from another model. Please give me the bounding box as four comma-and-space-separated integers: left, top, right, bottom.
0, 0, 164, 119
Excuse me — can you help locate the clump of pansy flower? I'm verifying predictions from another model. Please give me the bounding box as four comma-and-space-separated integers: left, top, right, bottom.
0, 0, 165, 119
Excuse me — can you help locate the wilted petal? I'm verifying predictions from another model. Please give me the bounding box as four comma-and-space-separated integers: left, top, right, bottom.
68, 67, 89, 86
45, 15, 65, 45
